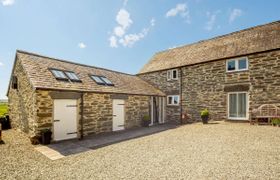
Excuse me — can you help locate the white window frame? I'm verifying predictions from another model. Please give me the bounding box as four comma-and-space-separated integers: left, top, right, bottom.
167, 95, 180, 106
167, 69, 178, 81
227, 92, 249, 120
226, 57, 249, 72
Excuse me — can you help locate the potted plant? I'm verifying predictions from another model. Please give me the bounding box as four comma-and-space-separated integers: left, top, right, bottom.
200, 109, 209, 124
142, 114, 151, 127
41, 129, 52, 145
271, 118, 278, 126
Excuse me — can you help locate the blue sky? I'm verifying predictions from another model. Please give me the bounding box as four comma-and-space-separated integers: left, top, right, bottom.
0, 0, 280, 99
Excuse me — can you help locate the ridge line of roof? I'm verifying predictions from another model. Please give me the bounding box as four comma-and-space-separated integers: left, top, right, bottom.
155, 20, 280, 55
16, 50, 135, 77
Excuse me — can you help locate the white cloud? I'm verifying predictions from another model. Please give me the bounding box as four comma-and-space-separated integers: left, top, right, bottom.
114, 26, 125, 37
116, 9, 133, 30
109, 5, 155, 48
109, 36, 118, 48
166, 3, 191, 23
150, 18, 156, 27
78, 42, 86, 49
229, 8, 242, 23
123, 0, 128, 7
119, 28, 149, 47
0, 62, 4, 66
205, 11, 220, 31
1, 0, 14, 6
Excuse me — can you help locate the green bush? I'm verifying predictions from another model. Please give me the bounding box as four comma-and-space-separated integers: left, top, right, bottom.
271, 118, 280, 126
143, 114, 150, 121
200, 109, 209, 117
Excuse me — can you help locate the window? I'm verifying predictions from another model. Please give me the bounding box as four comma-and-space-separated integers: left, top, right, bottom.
50, 69, 68, 80
226, 57, 248, 72
90, 75, 114, 86
65, 71, 81, 82
100, 76, 114, 86
12, 76, 18, 89
167, 69, 178, 81
167, 95, 180, 105
228, 92, 248, 120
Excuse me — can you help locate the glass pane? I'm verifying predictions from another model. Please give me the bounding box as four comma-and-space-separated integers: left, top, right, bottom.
167, 71, 171, 80
227, 60, 236, 71
168, 97, 173, 105
173, 96, 179, 104
66, 72, 79, 80
100, 77, 113, 85
52, 70, 67, 79
172, 70, 177, 79
229, 94, 237, 117
238, 93, 247, 118
91, 75, 105, 84
238, 58, 247, 70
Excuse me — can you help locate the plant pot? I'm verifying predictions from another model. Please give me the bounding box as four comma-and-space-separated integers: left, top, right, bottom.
201, 116, 209, 124
142, 120, 150, 127
41, 131, 52, 145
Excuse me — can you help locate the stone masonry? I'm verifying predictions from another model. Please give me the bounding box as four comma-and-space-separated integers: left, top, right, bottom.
139, 70, 181, 123
8, 59, 37, 136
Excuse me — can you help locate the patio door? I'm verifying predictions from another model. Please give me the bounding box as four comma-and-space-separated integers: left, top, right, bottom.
150, 97, 165, 125
228, 92, 248, 120
53, 99, 78, 141
113, 99, 125, 131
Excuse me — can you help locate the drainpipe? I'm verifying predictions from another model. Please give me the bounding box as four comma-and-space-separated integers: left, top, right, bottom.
180, 67, 183, 124
80, 93, 84, 140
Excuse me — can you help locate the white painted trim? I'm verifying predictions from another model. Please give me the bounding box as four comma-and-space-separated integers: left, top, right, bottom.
150, 97, 154, 126
167, 69, 179, 81
162, 97, 165, 123
167, 95, 180, 106
227, 92, 249, 120
226, 57, 249, 73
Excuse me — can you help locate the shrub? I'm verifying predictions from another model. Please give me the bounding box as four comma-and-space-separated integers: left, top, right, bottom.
200, 109, 209, 117
271, 118, 280, 126
143, 114, 150, 121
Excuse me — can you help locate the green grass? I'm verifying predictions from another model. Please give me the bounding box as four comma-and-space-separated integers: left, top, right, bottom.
0, 103, 8, 117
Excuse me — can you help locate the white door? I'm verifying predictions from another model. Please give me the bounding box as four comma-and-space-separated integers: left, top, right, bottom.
113, 99, 125, 131
53, 99, 78, 141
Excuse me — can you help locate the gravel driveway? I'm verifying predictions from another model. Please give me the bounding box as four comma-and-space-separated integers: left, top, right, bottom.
1, 121, 280, 179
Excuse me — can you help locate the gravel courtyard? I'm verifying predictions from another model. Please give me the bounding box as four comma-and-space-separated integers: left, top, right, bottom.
1, 121, 280, 180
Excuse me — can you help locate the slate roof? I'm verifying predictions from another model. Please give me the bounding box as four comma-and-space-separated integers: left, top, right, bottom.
139, 20, 280, 74
14, 50, 165, 96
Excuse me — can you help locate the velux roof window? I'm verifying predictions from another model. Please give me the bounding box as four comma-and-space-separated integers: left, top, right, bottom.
90, 75, 114, 86
65, 71, 81, 82
50, 69, 81, 82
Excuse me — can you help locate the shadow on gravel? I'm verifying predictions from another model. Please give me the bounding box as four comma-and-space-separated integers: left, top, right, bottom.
36, 123, 178, 159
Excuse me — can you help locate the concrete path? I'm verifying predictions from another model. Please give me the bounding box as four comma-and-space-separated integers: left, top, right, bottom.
35, 123, 177, 160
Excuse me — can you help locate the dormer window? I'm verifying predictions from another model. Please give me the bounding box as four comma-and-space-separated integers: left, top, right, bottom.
226, 57, 248, 72
167, 69, 178, 81
12, 76, 18, 89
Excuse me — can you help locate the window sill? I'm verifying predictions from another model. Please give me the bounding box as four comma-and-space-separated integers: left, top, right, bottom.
228, 117, 249, 121
226, 69, 249, 73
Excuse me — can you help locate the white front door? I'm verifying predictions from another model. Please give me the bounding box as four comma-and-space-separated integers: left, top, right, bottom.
112, 99, 125, 131
53, 99, 78, 141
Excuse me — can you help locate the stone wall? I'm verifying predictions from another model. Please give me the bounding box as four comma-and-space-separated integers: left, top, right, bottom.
125, 95, 149, 129
35, 90, 151, 138
138, 70, 181, 123
181, 49, 280, 122
249, 50, 280, 111
8, 58, 36, 136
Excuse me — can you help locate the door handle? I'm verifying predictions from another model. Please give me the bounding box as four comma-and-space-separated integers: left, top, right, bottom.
113, 115, 117, 117
54, 119, 60, 122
